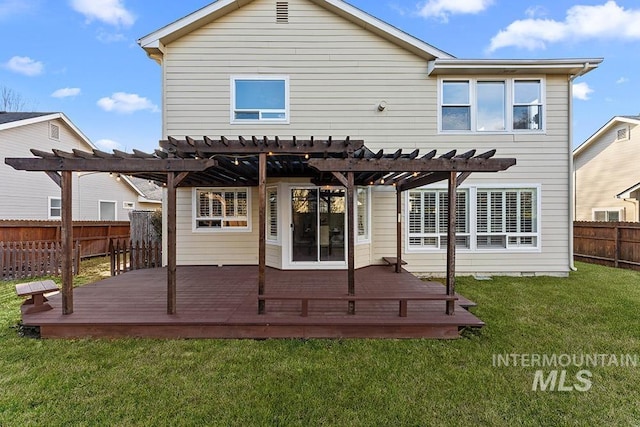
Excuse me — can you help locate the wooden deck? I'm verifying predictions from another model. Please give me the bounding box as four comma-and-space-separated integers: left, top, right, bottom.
20, 265, 484, 339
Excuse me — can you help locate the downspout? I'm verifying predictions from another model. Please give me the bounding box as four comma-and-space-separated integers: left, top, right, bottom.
568, 63, 591, 271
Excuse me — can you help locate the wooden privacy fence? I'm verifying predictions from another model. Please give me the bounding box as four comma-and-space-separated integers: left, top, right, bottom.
0, 220, 129, 259
0, 241, 81, 280
574, 221, 640, 271
109, 240, 162, 276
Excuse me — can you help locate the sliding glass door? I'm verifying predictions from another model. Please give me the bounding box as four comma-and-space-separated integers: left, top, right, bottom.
291, 188, 346, 263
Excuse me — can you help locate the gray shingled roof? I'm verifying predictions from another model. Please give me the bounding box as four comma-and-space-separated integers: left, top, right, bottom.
620, 115, 640, 121
128, 176, 162, 201
0, 112, 55, 125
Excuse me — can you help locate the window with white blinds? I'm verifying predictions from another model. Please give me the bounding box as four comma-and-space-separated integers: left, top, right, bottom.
267, 187, 278, 241
477, 188, 537, 249
408, 189, 469, 249
407, 186, 539, 251
357, 187, 370, 242
195, 188, 250, 230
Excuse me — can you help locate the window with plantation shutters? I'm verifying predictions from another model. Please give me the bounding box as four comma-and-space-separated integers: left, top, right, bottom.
356, 187, 370, 242
195, 188, 250, 230
267, 187, 278, 241
407, 189, 469, 249
476, 188, 537, 249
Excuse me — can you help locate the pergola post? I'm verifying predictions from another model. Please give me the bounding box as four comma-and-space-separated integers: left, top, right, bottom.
346, 171, 356, 314
446, 171, 457, 315
167, 172, 177, 315
258, 152, 267, 314
396, 187, 402, 273
61, 170, 73, 315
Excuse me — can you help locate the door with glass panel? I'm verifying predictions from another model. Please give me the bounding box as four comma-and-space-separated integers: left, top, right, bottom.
291, 188, 346, 263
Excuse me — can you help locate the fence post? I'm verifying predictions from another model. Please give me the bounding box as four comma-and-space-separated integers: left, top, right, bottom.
614, 224, 620, 268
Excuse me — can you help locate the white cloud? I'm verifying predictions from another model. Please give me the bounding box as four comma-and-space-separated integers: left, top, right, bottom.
418, 0, 493, 21
4, 56, 44, 76
97, 92, 158, 114
95, 138, 123, 151
616, 77, 629, 84
525, 5, 547, 19
573, 82, 593, 100
0, 0, 33, 19
489, 1, 640, 51
51, 87, 81, 98
97, 30, 127, 43
70, 0, 135, 27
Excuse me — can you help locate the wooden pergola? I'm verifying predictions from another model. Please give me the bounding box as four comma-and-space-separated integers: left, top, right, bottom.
6, 136, 515, 317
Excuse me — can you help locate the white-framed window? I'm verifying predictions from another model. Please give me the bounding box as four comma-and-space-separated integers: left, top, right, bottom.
440, 78, 544, 133
267, 187, 278, 241
231, 76, 289, 124
194, 188, 250, 231
356, 187, 370, 243
408, 189, 469, 249
407, 185, 541, 252
99, 200, 117, 221
477, 188, 538, 249
592, 208, 623, 222
48, 197, 61, 219
123, 201, 135, 210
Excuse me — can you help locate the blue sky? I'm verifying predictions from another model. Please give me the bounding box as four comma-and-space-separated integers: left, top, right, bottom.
1, 0, 638, 153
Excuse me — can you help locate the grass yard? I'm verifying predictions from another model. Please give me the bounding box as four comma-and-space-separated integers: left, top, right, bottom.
0, 260, 639, 426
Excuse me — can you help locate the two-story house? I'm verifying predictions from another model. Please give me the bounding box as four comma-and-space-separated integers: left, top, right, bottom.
138, 0, 601, 276
0, 112, 160, 221
574, 115, 640, 222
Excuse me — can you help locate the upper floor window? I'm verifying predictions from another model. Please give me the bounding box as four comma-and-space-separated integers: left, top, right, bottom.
593, 209, 623, 222
231, 76, 289, 124
440, 78, 543, 133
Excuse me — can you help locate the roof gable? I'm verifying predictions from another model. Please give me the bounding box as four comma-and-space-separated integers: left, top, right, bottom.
574, 115, 640, 157
138, 0, 453, 61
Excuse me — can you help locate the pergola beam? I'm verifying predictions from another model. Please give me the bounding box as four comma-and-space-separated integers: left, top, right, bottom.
4, 157, 217, 172
308, 157, 515, 173
161, 137, 364, 155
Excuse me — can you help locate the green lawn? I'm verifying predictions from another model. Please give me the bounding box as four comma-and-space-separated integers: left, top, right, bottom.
1, 261, 639, 426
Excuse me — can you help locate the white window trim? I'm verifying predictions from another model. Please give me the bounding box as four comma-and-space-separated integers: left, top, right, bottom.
230, 75, 290, 125
48, 196, 61, 220
355, 187, 371, 244
591, 207, 624, 222
266, 186, 280, 243
192, 187, 252, 233
405, 183, 542, 254
438, 77, 546, 134
99, 200, 118, 221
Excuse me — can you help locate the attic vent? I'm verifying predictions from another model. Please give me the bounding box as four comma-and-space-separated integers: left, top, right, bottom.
276, 1, 288, 23
616, 127, 628, 141
49, 123, 60, 140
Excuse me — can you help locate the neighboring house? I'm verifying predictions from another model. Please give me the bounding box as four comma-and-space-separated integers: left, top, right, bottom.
138, 0, 601, 276
574, 115, 640, 222
0, 112, 160, 221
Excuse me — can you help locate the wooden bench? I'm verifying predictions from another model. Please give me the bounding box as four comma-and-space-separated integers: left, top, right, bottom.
15, 280, 59, 314
258, 293, 457, 317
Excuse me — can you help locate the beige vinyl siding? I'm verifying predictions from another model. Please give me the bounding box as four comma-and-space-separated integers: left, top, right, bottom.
574, 123, 640, 221
163, 0, 572, 275
0, 118, 141, 221
266, 243, 282, 268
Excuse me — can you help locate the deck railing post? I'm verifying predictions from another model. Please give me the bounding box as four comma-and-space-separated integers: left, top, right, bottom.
167, 172, 177, 315
61, 170, 73, 315
446, 171, 457, 315
347, 171, 355, 314
258, 152, 267, 314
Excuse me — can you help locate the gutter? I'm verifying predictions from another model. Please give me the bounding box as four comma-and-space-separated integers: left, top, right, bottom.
567, 63, 591, 272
